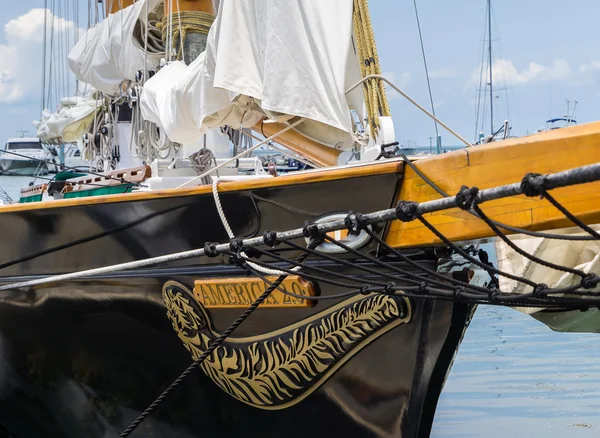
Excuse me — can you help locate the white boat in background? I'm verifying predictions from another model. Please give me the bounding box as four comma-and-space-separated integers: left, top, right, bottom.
46, 143, 90, 173
0, 137, 49, 176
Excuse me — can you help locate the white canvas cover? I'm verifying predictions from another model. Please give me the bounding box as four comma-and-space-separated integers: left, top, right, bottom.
141, 0, 363, 148
495, 228, 600, 332
34, 91, 102, 144
68, 0, 162, 95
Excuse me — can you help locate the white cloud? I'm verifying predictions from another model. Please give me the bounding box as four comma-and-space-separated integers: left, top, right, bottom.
471, 58, 572, 86
579, 61, 600, 73
430, 67, 459, 79
0, 9, 79, 104
433, 100, 446, 108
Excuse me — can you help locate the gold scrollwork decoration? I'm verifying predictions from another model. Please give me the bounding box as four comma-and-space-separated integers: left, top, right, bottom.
162, 281, 411, 410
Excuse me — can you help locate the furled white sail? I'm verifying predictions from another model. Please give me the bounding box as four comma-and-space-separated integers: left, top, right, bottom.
68, 0, 162, 95
34, 91, 102, 144
496, 229, 600, 333
140, 0, 363, 148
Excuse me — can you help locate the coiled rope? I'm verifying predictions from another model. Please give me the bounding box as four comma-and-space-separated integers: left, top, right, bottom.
158, 11, 215, 60
353, 0, 391, 140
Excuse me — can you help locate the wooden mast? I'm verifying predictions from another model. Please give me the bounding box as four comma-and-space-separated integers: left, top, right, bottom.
164, 0, 215, 13
106, 0, 215, 15
105, 0, 135, 15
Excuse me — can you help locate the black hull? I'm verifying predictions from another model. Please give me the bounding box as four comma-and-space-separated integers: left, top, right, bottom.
0, 168, 473, 437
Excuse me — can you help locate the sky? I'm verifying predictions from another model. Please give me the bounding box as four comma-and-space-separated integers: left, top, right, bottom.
0, 0, 599, 147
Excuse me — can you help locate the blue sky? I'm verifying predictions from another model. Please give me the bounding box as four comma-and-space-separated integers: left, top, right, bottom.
0, 0, 598, 146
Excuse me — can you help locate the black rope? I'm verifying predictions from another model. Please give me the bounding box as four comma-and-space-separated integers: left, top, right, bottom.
543, 192, 600, 240
399, 154, 598, 241
251, 193, 323, 218
118, 161, 600, 436
471, 202, 588, 278
236, 248, 375, 289
375, 142, 400, 160
120, 273, 287, 437
245, 240, 599, 309
284, 234, 492, 296
415, 213, 540, 288
363, 226, 499, 290
120, 245, 316, 437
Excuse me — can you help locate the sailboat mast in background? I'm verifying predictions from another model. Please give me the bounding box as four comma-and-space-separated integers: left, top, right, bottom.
487, 0, 493, 134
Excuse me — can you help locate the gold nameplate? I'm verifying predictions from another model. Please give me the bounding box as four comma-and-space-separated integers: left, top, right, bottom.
193, 276, 316, 308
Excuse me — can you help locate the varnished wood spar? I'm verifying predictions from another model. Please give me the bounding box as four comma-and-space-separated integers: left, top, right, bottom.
105, 0, 135, 15
256, 121, 342, 167
0, 161, 401, 213
164, 0, 215, 13
386, 121, 600, 248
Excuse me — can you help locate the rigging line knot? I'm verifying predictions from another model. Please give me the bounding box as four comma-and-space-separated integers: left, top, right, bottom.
581, 273, 599, 289
229, 238, 245, 253
243, 247, 262, 259
203, 242, 219, 258
344, 211, 368, 234
302, 221, 322, 239
419, 281, 428, 294
453, 286, 467, 301
360, 285, 372, 295
489, 289, 501, 303
395, 200, 419, 222
520, 173, 547, 198
455, 185, 480, 211
375, 142, 400, 160
384, 282, 396, 295
532, 283, 549, 297
228, 252, 243, 267
262, 230, 280, 247
478, 248, 491, 265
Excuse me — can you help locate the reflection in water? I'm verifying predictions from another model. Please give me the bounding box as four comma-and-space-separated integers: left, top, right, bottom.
433, 305, 600, 438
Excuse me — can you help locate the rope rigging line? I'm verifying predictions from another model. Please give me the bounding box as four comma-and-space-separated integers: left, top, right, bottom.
352, 0, 391, 140
346, 75, 472, 148
158, 10, 215, 60
0, 162, 598, 295
212, 179, 299, 277
412, 0, 440, 151
119, 241, 318, 438
398, 154, 599, 241
176, 117, 305, 188
121, 163, 600, 434
0, 163, 598, 437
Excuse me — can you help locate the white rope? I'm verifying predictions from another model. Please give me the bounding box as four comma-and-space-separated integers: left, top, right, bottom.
212, 178, 298, 276
345, 74, 472, 148
1, 160, 598, 292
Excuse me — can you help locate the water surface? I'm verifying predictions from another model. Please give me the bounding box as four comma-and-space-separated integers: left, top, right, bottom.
432, 305, 600, 437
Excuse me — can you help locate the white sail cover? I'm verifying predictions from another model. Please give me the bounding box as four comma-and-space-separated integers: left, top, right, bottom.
34, 91, 101, 144
141, 0, 362, 147
496, 229, 600, 332
68, 0, 162, 95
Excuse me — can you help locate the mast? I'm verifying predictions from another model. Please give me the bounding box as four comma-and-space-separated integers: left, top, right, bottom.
164, 0, 215, 64
488, 0, 493, 134
105, 0, 135, 15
